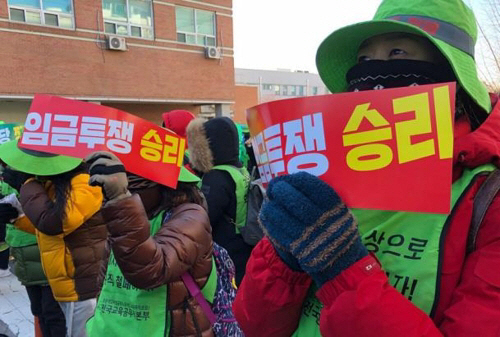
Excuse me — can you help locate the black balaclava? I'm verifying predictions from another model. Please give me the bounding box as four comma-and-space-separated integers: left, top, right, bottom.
346, 59, 456, 92
346, 59, 488, 129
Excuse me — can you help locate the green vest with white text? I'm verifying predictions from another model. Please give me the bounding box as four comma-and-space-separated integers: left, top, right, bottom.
292, 165, 495, 336
87, 211, 217, 337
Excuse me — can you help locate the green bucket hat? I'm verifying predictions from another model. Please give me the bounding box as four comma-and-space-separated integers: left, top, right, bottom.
0, 140, 82, 176
316, 0, 491, 113
178, 166, 200, 183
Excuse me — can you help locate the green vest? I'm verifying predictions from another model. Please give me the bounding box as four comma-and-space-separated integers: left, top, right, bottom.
87, 211, 218, 337
6, 225, 37, 248
2, 185, 33, 250
1, 180, 15, 197
292, 165, 495, 336
212, 165, 250, 234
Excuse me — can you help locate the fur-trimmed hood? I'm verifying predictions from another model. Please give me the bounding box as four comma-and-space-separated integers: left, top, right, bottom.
186, 117, 240, 173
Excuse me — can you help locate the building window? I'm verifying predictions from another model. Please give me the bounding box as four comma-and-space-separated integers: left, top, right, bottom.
274, 85, 280, 95
299, 85, 305, 96
8, 0, 74, 28
312, 86, 318, 95
290, 85, 297, 96
262, 84, 273, 91
176, 6, 216, 46
102, 0, 154, 39
282, 85, 288, 96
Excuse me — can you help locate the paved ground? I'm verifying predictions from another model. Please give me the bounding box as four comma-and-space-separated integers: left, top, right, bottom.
0, 271, 34, 337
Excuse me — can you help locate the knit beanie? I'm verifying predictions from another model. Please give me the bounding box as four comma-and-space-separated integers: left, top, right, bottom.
161, 110, 195, 139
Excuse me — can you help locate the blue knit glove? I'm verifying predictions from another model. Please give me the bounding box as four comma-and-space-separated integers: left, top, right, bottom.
259, 172, 368, 287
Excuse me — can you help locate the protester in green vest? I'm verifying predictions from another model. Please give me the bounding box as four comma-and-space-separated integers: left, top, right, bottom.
233, 0, 500, 336
0, 121, 11, 277
0, 177, 11, 277
0, 140, 107, 337
235, 123, 250, 171
85, 152, 216, 337
186, 117, 254, 286
1, 168, 66, 337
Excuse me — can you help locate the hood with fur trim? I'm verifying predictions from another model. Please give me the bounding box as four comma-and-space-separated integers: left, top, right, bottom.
186, 117, 240, 173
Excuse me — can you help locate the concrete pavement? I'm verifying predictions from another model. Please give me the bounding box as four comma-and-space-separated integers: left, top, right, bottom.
0, 271, 34, 337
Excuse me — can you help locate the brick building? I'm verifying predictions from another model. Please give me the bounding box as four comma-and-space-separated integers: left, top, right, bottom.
0, 0, 234, 125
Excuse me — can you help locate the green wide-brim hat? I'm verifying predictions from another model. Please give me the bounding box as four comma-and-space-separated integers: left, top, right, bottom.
178, 166, 200, 183
316, 0, 491, 113
0, 140, 82, 176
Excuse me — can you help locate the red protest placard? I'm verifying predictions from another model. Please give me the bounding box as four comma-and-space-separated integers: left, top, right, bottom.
19, 94, 185, 188
246, 83, 456, 214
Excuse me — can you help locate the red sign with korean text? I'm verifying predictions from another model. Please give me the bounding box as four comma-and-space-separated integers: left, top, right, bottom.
246, 83, 456, 214
19, 95, 185, 188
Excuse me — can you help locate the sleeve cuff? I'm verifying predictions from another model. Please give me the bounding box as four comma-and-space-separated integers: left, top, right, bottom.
316, 254, 383, 305
258, 238, 312, 286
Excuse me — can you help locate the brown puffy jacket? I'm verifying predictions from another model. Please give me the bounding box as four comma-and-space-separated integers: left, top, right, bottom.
15, 174, 107, 302
102, 194, 214, 337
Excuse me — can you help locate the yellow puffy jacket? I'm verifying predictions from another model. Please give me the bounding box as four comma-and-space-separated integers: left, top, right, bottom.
15, 173, 107, 302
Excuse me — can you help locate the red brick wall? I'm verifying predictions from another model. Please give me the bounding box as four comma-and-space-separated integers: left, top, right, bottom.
0, 0, 234, 102
154, 4, 176, 40
0, 0, 8, 18
74, 0, 104, 30
233, 85, 258, 124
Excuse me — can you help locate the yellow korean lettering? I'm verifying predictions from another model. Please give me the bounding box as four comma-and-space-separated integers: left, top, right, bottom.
140, 129, 162, 162
346, 144, 393, 171
393, 93, 434, 164
343, 128, 392, 146
433, 85, 453, 159
162, 135, 179, 164
176, 138, 186, 167
343, 103, 390, 133
13, 126, 23, 139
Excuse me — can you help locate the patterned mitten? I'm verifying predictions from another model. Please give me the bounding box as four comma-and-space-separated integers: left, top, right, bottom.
86, 152, 131, 202
259, 172, 368, 287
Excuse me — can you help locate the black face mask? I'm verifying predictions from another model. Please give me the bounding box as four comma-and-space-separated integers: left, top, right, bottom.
346, 59, 456, 92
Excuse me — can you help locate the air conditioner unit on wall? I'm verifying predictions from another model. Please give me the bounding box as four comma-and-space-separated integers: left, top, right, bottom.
106, 36, 127, 51
205, 46, 221, 59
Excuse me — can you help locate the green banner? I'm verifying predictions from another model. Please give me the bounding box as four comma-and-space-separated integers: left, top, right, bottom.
0, 123, 23, 144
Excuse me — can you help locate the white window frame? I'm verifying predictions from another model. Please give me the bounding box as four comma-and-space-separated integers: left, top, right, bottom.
8, 0, 75, 29
103, 0, 154, 40
176, 6, 216, 47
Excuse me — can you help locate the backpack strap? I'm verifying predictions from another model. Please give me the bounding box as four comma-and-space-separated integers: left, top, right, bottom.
181, 272, 216, 325
467, 169, 500, 254
181, 257, 217, 325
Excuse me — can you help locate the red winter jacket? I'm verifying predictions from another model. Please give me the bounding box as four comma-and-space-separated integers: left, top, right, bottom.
233, 96, 500, 337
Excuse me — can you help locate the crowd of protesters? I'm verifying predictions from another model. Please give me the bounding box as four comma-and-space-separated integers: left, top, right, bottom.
2, 0, 500, 336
